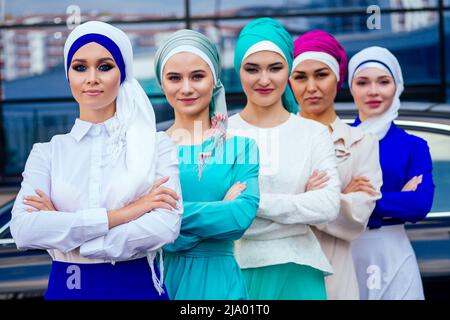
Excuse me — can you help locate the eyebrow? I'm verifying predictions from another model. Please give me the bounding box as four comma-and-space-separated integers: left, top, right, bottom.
165, 69, 207, 75
269, 62, 283, 67
71, 57, 115, 64
293, 67, 329, 73
244, 61, 284, 67
355, 75, 392, 80
165, 72, 180, 77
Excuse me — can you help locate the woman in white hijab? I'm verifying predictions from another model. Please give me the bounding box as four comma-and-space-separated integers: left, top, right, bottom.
348, 46, 435, 300
10, 21, 183, 300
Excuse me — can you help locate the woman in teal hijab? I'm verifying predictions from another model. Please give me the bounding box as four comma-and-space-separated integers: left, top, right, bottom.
154, 29, 260, 299
228, 18, 340, 300
233, 17, 298, 114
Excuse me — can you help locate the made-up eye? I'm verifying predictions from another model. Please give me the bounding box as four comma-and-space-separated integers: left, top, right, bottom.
72, 64, 86, 72
243, 66, 258, 74
317, 72, 329, 78
380, 79, 392, 85
270, 65, 283, 72
192, 73, 206, 81
355, 80, 368, 86
292, 73, 307, 80
98, 64, 114, 72
167, 74, 181, 81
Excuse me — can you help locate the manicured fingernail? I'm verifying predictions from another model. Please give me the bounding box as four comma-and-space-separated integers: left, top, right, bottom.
23, 199, 28, 203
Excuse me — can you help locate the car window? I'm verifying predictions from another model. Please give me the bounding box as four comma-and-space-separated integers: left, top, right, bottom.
0, 202, 13, 241
406, 130, 450, 213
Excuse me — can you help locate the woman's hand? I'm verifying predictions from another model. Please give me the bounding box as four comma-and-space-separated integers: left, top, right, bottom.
108, 176, 180, 229
306, 170, 329, 191
132, 176, 179, 212
223, 181, 247, 201
23, 189, 56, 212
343, 176, 377, 196
401, 175, 423, 192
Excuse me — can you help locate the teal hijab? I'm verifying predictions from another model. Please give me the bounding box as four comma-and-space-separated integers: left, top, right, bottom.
154, 29, 228, 180
234, 17, 299, 114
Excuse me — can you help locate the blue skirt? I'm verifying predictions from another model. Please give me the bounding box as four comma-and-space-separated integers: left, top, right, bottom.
44, 257, 169, 300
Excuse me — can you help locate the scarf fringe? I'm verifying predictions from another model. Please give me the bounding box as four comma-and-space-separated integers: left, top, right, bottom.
146, 249, 165, 296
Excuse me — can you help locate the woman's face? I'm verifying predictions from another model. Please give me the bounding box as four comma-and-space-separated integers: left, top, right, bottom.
161, 52, 214, 118
351, 67, 396, 121
68, 42, 121, 115
239, 50, 289, 108
290, 59, 337, 117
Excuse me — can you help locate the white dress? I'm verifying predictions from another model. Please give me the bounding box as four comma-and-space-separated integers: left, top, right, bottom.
228, 113, 340, 274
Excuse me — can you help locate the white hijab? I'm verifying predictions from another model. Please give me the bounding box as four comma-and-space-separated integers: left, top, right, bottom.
348, 46, 404, 140
64, 21, 157, 199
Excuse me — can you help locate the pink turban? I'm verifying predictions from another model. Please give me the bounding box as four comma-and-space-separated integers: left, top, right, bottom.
293, 30, 347, 90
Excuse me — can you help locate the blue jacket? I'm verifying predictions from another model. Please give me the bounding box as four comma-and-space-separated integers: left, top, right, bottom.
353, 118, 435, 229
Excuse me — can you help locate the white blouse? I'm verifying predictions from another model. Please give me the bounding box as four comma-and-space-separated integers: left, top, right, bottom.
10, 117, 183, 264
228, 113, 341, 274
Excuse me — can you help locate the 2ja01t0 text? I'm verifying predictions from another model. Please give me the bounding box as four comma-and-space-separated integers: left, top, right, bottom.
179, 304, 270, 317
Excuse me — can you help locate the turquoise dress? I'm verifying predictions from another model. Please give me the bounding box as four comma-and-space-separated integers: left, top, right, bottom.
163, 135, 260, 300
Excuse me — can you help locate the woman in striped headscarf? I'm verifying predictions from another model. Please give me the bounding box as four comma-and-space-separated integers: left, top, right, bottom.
228, 18, 341, 300
154, 29, 260, 300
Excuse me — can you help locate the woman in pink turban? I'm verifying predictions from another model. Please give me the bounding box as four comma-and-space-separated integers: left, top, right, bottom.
289, 30, 383, 300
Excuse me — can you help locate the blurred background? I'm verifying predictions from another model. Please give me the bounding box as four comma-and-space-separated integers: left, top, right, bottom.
0, 0, 449, 299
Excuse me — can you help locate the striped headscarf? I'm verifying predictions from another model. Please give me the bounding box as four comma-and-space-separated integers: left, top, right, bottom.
154, 29, 227, 180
